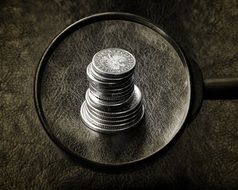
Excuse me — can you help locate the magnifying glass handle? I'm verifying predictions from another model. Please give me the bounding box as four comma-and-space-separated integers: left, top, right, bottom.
204, 78, 238, 100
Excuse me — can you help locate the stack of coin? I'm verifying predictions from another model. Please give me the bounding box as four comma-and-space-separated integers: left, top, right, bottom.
80, 48, 144, 133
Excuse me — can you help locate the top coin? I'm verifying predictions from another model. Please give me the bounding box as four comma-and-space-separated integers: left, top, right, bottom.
92, 48, 136, 76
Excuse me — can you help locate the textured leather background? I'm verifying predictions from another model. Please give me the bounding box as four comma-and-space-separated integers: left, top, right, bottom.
39, 19, 191, 165
0, 0, 238, 189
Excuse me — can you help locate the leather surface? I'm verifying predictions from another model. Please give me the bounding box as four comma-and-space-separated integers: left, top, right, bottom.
1, 0, 238, 189
39, 19, 191, 165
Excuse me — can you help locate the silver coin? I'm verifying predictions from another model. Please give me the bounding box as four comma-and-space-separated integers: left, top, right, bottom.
86, 106, 144, 127
90, 62, 133, 82
86, 85, 142, 113
87, 63, 119, 86
89, 80, 133, 93
85, 104, 141, 125
86, 102, 143, 120
86, 89, 135, 111
89, 75, 134, 91
86, 89, 133, 111
92, 48, 136, 77
87, 63, 134, 89
81, 102, 144, 132
89, 83, 134, 101
88, 86, 135, 107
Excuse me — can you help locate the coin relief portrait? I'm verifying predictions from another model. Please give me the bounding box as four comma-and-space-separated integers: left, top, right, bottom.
93, 48, 135, 74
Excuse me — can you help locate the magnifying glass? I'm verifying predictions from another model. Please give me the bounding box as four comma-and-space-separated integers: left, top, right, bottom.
34, 12, 238, 167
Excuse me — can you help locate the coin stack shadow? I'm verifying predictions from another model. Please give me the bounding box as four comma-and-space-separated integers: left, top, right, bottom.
80, 49, 144, 133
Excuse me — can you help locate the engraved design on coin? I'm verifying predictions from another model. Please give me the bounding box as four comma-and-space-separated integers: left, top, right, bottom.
93, 48, 135, 74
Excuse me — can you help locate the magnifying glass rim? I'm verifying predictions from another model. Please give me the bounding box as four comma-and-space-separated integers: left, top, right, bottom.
34, 12, 191, 167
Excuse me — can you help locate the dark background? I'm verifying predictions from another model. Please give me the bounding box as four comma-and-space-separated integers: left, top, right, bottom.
0, 0, 238, 189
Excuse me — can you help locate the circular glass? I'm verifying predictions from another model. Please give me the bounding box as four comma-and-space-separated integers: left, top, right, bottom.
34, 13, 191, 166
